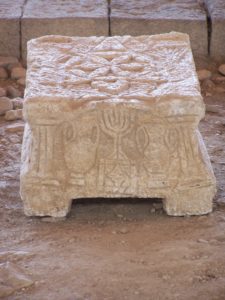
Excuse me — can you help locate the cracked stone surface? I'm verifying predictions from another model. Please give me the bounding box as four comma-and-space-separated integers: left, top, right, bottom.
21, 0, 108, 61
110, 0, 208, 59
20, 32, 216, 217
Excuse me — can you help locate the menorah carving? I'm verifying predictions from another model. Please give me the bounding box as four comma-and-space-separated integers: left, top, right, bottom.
100, 108, 135, 160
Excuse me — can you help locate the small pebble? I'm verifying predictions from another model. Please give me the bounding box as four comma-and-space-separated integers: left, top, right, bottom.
0, 67, 8, 79
0, 97, 13, 115
197, 239, 208, 244
119, 227, 129, 234
218, 64, 225, 76
162, 274, 171, 281
116, 214, 123, 218
197, 69, 211, 81
68, 238, 75, 243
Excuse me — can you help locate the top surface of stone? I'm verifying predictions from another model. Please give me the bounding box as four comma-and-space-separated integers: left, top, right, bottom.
111, 0, 206, 20
0, 0, 25, 18
204, 0, 225, 19
23, 0, 107, 18
26, 32, 201, 105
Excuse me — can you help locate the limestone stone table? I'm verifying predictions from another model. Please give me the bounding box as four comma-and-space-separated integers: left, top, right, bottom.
20, 32, 216, 217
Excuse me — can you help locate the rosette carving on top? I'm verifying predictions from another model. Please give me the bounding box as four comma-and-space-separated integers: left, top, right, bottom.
26, 34, 200, 101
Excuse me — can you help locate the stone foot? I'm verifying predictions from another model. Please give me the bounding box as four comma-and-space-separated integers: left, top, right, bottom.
163, 185, 216, 216
20, 184, 72, 217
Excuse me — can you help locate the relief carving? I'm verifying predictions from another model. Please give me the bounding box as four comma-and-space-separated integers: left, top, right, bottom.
21, 33, 216, 217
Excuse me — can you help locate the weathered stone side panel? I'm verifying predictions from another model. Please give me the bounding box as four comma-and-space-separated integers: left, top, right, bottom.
110, 0, 208, 60
0, 0, 25, 58
21, 0, 108, 62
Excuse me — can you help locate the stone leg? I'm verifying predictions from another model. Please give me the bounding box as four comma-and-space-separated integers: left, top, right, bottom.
21, 183, 72, 217
20, 123, 72, 217
163, 185, 215, 216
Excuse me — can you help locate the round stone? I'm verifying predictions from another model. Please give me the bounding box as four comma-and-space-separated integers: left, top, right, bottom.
4, 109, 23, 121
0, 97, 13, 115
7, 86, 22, 98
11, 67, 26, 80
218, 64, 225, 76
197, 69, 212, 81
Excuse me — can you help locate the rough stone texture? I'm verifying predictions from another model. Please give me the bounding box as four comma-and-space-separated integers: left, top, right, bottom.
0, 0, 25, 58
21, 33, 216, 218
204, 0, 225, 61
0, 262, 33, 298
110, 0, 208, 60
21, 0, 108, 62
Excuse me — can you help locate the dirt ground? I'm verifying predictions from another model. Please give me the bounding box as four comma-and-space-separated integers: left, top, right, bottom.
0, 64, 225, 300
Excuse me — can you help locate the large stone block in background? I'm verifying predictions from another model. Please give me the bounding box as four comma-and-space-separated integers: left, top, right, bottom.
0, 0, 25, 58
20, 33, 216, 218
110, 0, 208, 60
21, 0, 108, 62
204, 0, 225, 61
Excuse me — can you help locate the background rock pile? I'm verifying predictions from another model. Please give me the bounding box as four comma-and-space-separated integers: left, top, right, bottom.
0, 57, 25, 121
198, 64, 225, 94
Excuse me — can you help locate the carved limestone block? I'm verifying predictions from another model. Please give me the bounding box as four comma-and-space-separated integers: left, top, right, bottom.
20, 32, 216, 217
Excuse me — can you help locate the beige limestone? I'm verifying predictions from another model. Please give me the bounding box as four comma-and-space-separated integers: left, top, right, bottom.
20, 33, 216, 218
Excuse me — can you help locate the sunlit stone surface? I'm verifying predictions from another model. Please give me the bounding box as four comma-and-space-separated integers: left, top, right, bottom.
20, 32, 216, 217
